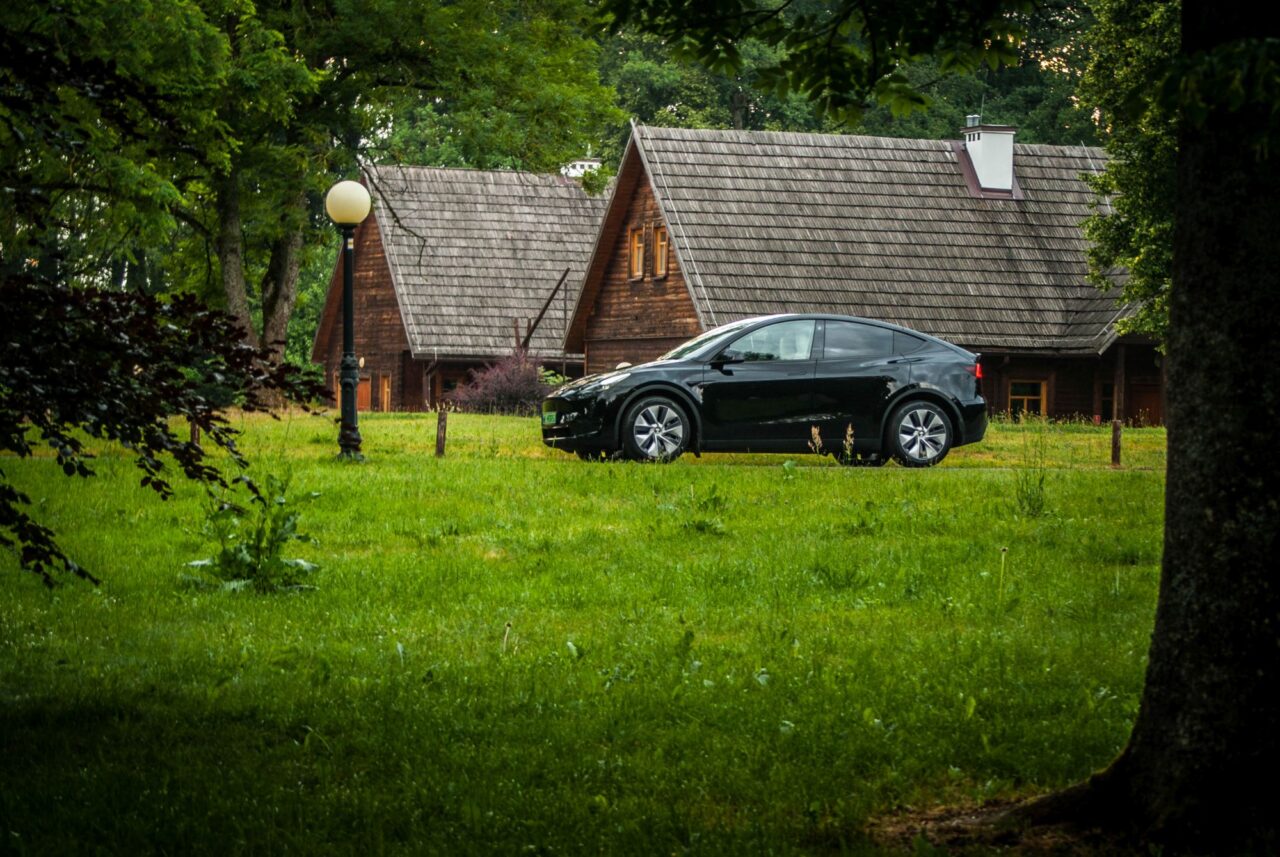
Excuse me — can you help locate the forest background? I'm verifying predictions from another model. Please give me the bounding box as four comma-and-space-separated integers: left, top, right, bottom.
2, 0, 1133, 380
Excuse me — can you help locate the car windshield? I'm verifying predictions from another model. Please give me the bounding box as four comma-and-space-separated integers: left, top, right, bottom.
656, 318, 761, 361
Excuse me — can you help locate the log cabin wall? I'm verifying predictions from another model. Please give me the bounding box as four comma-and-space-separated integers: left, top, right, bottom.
583, 178, 703, 374
317, 216, 418, 411
979, 343, 1162, 424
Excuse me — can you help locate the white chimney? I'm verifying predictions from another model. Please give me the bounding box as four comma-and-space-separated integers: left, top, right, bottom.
961, 119, 1016, 192
561, 158, 601, 179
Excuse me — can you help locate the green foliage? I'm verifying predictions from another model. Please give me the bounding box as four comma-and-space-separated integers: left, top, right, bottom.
596, 1, 1098, 172
0, 272, 324, 586
187, 473, 320, 593
0, 0, 229, 280
1013, 416, 1050, 518
374, 0, 623, 174
3, 0, 625, 369
1078, 0, 1179, 341
538, 366, 571, 389
1079, 3, 1280, 342
602, 0, 1033, 125
0, 413, 1165, 852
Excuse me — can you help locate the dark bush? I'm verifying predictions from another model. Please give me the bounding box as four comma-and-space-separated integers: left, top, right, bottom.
449, 350, 556, 416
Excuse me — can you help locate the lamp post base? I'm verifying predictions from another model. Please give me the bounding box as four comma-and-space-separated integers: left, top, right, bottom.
338, 419, 364, 460
338, 351, 363, 460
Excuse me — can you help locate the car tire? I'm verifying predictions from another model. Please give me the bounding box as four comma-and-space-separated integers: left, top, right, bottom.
622, 395, 689, 462
888, 401, 953, 467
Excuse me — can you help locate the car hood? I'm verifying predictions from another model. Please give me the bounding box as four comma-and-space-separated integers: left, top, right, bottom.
553, 359, 692, 395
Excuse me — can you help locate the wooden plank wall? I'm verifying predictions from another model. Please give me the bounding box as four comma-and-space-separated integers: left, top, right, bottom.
980, 343, 1163, 424
583, 178, 703, 374
318, 216, 419, 411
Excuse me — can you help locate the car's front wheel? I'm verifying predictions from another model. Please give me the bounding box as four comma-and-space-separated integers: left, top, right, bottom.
622, 395, 689, 462
888, 401, 953, 467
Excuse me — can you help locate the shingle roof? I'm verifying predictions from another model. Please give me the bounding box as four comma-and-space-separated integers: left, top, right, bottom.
628, 124, 1126, 354
367, 165, 609, 359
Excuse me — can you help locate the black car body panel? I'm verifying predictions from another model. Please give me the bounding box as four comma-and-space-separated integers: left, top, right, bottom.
542, 314, 987, 462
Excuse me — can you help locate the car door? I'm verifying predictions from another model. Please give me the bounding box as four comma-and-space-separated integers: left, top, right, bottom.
811, 320, 912, 450
700, 319, 818, 449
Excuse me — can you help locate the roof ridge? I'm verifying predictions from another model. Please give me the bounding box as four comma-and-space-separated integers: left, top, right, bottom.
634, 123, 1108, 159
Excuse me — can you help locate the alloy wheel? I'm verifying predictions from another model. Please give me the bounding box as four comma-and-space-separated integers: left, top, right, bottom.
632, 403, 685, 459
897, 406, 949, 463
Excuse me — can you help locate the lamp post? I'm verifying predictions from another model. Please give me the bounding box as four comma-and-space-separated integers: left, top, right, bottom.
325, 179, 372, 460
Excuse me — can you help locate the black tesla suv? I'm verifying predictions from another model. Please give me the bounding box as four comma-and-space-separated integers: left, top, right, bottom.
541, 314, 987, 466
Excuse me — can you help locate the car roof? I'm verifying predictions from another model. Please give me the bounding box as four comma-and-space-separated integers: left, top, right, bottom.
718, 313, 975, 358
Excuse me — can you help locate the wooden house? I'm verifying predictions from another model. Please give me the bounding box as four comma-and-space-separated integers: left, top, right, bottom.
566, 123, 1164, 424
311, 166, 609, 410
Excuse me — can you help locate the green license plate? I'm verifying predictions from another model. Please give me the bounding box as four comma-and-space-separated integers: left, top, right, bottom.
542, 411, 557, 426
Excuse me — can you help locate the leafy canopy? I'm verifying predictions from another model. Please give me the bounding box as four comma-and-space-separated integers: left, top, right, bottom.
0, 269, 324, 587
602, 0, 1032, 122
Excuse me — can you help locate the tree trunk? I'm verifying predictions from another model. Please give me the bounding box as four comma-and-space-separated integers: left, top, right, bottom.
730, 89, 748, 130
1017, 2, 1279, 850
215, 168, 256, 347
259, 190, 307, 363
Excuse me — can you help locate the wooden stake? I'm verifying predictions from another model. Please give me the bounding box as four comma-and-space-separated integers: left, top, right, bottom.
436, 409, 448, 458
1111, 419, 1122, 467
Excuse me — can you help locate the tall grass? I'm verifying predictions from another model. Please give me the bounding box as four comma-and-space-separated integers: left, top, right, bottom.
0, 413, 1165, 854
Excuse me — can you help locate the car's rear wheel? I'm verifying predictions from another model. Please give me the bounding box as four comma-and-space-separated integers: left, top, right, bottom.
622, 396, 689, 462
889, 401, 953, 467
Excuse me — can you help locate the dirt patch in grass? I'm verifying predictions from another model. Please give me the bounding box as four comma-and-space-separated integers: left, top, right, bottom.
866, 799, 1142, 855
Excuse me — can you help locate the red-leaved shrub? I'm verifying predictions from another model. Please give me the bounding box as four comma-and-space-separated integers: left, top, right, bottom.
449, 351, 555, 416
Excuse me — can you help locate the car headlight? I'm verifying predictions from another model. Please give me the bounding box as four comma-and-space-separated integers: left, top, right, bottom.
598, 372, 631, 388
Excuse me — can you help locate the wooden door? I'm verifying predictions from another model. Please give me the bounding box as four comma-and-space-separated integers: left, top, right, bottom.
1130, 384, 1163, 426
379, 374, 391, 412
357, 378, 372, 411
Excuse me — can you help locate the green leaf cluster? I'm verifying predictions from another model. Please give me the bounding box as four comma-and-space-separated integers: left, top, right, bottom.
1078, 0, 1179, 341
188, 473, 321, 593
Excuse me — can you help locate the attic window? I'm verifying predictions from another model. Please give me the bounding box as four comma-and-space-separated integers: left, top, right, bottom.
654, 227, 669, 278
628, 228, 644, 279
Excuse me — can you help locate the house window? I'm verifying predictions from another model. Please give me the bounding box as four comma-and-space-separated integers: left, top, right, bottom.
628, 228, 645, 279
1009, 380, 1045, 417
654, 227, 669, 278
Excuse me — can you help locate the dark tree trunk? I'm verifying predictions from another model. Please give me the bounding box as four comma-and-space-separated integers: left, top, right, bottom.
1018, 2, 1279, 850
215, 168, 256, 347
730, 89, 748, 130
259, 192, 306, 363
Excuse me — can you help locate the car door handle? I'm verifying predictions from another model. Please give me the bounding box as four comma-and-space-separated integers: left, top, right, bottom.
888, 357, 923, 364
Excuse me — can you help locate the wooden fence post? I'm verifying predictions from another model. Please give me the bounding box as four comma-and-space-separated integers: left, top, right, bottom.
1111, 419, 1122, 467
436, 409, 448, 458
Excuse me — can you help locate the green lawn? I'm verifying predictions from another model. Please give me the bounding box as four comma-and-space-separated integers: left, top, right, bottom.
1, 413, 1165, 855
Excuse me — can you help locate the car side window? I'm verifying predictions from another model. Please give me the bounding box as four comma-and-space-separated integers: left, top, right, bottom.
724, 320, 816, 362
894, 331, 927, 354
822, 321, 894, 360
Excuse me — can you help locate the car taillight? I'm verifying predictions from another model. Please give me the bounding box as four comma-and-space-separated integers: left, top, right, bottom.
966, 362, 983, 379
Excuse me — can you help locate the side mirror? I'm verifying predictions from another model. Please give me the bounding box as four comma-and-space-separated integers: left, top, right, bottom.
712, 350, 744, 367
